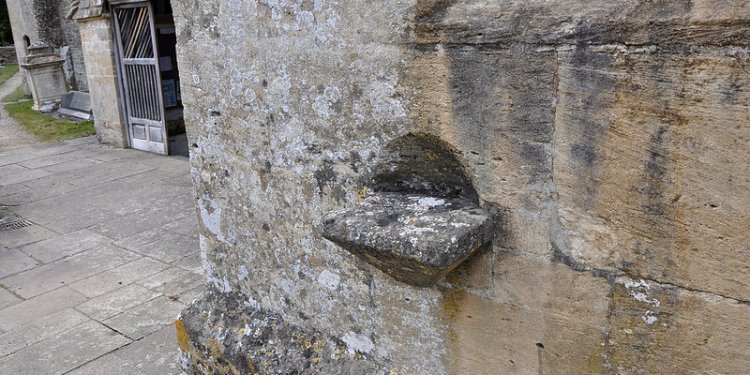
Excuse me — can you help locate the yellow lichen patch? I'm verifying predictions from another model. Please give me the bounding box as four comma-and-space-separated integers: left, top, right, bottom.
312, 338, 327, 354
175, 320, 191, 352
356, 186, 369, 202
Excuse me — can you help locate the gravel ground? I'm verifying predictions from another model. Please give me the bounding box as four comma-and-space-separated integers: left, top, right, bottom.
0, 74, 37, 152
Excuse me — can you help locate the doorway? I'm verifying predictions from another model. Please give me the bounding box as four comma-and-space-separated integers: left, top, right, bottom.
112, 0, 187, 156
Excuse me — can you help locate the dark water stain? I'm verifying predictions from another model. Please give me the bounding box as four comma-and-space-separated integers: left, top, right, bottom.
313, 160, 336, 195
566, 47, 618, 210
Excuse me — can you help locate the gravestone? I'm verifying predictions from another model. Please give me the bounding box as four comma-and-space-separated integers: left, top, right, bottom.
58, 91, 92, 120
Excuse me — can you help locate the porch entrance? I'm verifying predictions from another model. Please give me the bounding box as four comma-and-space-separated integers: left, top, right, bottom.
112, 0, 186, 156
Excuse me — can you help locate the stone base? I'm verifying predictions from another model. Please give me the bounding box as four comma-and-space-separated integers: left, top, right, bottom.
177, 289, 386, 374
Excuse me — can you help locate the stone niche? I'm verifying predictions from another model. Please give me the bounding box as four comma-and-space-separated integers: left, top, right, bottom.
322, 133, 495, 286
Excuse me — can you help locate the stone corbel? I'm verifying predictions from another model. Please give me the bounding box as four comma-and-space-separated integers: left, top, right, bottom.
322, 133, 494, 287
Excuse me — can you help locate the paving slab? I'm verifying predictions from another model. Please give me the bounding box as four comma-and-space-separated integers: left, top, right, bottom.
116, 228, 199, 263
0, 143, 78, 168
177, 285, 207, 305
42, 157, 103, 174
0, 137, 199, 372
0, 222, 58, 250
76, 284, 162, 321
66, 161, 156, 189
137, 267, 204, 297
0, 164, 28, 178
70, 257, 169, 298
2, 245, 141, 298
0, 321, 131, 375
20, 229, 113, 264
0, 249, 40, 278
174, 253, 202, 273
0, 168, 52, 186
0, 287, 20, 310
162, 214, 200, 236
16, 149, 92, 170
27, 205, 119, 234
0, 179, 79, 206
65, 353, 148, 375
115, 324, 181, 375
0, 309, 90, 357
0, 287, 88, 331
104, 296, 185, 340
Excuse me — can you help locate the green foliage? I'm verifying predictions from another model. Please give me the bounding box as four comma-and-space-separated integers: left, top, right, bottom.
5, 99, 96, 141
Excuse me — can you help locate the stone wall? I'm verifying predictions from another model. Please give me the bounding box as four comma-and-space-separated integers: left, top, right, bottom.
57, 0, 87, 91
78, 17, 126, 148
6, 0, 87, 91
6, 0, 39, 68
0, 46, 18, 64
173, 1, 750, 374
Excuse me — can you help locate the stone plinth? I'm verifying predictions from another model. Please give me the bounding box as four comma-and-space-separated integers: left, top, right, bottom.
20, 45, 68, 111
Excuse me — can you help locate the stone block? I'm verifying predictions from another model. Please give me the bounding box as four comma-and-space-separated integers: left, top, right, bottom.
20, 229, 112, 264
608, 277, 750, 374
114, 226, 199, 262
115, 324, 181, 375
2, 245, 140, 298
443, 290, 607, 375
553, 49, 750, 301
69, 257, 169, 298
104, 296, 185, 340
136, 267, 204, 297
0, 309, 89, 357
411, 1, 750, 46
490, 254, 611, 326
0, 167, 51, 186
65, 353, 148, 375
323, 193, 494, 286
0, 249, 40, 278
0, 321, 130, 375
0, 221, 57, 249
0, 287, 20, 310
0, 287, 87, 331
76, 284, 161, 321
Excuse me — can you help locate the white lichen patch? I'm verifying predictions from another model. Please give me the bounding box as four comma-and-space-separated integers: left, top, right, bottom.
199, 198, 223, 241
624, 279, 661, 307
238, 265, 249, 280
625, 279, 651, 290
318, 269, 341, 291
642, 311, 659, 325
342, 331, 374, 354
416, 197, 445, 208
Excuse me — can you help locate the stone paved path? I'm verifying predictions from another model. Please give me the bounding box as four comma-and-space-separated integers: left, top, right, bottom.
0, 137, 202, 374
0, 73, 37, 152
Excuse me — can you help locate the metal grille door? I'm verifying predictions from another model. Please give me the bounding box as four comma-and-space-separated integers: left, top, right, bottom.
113, 3, 168, 155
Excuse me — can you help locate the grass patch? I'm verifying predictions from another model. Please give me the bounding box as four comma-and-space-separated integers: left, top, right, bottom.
2, 84, 30, 103
5, 99, 96, 141
0, 64, 18, 86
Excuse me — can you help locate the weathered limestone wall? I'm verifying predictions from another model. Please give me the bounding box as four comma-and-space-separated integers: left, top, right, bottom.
174, 1, 750, 374
78, 17, 127, 147
57, 1, 88, 91
6, 0, 39, 88
6, 0, 88, 90
0, 46, 18, 64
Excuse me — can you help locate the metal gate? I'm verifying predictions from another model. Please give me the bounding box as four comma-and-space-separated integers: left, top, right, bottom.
113, 3, 169, 155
